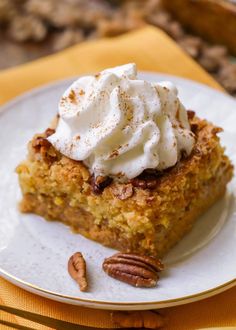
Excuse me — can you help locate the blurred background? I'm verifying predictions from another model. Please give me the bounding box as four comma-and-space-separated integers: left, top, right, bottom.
0, 0, 236, 96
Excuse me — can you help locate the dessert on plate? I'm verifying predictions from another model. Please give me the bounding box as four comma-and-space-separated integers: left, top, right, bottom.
16, 63, 233, 257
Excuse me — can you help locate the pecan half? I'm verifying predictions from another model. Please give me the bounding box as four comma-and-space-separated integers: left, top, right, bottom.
111, 311, 164, 329
102, 253, 164, 288
111, 183, 134, 200
68, 252, 88, 292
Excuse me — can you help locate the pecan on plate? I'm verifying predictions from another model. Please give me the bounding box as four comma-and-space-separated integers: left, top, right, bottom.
68, 252, 88, 292
111, 310, 164, 329
102, 253, 164, 288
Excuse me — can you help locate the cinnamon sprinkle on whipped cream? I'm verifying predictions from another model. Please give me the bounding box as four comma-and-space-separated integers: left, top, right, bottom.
48, 63, 195, 181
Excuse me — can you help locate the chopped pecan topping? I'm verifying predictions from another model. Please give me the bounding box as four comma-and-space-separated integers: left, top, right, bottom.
194, 147, 202, 156
91, 175, 113, 194
111, 310, 164, 329
180, 149, 188, 159
190, 123, 199, 134
212, 126, 223, 135
32, 136, 57, 163
130, 177, 158, 190
146, 180, 158, 189
102, 253, 164, 288
187, 110, 195, 120
111, 183, 134, 200
32, 136, 51, 152
68, 252, 88, 292
44, 128, 55, 137
130, 178, 147, 189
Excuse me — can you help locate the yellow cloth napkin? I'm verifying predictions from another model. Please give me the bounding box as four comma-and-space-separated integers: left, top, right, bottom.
0, 26, 235, 329
0, 26, 221, 104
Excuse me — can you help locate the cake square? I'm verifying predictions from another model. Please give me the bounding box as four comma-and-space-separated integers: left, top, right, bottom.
16, 114, 233, 257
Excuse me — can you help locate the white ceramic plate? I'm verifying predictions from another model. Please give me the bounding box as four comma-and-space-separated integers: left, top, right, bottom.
0, 73, 236, 310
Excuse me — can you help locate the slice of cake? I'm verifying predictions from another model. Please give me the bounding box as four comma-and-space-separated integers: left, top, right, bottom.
16, 63, 233, 257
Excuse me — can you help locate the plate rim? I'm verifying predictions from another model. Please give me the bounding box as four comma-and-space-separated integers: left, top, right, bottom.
1, 268, 236, 309
0, 72, 235, 309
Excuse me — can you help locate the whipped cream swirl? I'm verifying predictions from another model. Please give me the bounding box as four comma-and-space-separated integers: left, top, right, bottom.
48, 63, 195, 180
